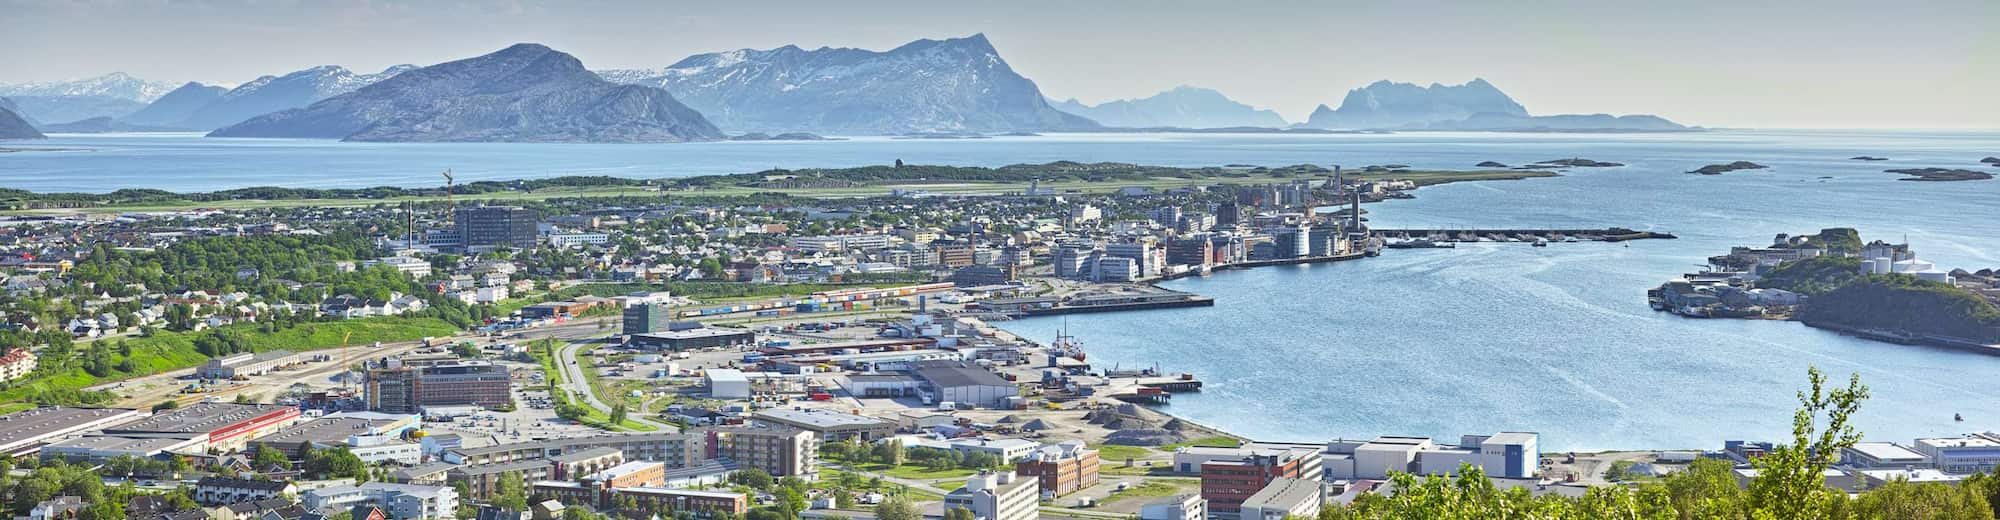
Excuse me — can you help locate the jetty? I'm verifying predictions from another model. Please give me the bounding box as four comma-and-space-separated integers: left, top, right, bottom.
1372, 227, 1676, 243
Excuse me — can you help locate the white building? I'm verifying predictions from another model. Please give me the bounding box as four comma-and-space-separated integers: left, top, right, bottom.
1840, 442, 1931, 470
0, 348, 37, 382
705, 369, 751, 399
1238, 477, 1322, 520
305, 482, 458, 520
1914, 436, 2000, 474
945, 471, 1039, 520
364, 256, 433, 278
1140, 495, 1207, 520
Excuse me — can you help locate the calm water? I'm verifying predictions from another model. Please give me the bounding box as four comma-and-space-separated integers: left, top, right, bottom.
7, 130, 2000, 450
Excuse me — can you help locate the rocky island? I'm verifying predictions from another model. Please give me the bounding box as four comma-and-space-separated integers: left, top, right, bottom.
1886, 168, 1993, 181
1651, 228, 2000, 351
1534, 158, 1624, 168
1983, 156, 2000, 165
1475, 161, 1508, 168
1850, 156, 1889, 161
1688, 161, 1769, 175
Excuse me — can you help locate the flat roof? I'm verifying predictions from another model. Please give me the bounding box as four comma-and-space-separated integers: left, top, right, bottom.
754, 409, 893, 430
588, 461, 663, 481
44, 435, 192, 453
1848, 442, 1928, 461
706, 369, 748, 383
551, 446, 622, 463
1486, 432, 1538, 445
451, 459, 556, 476
1243, 477, 1320, 509
105, 403, 292, 435
0, 407, 143, 448
618, 487, 744, 499
636, 328, 755, 340
1917, 437, 2000, 449
249, 417, 394, 446
914, 363, 1012, 388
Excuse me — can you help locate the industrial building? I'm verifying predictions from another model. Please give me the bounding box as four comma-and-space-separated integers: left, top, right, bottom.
40, 433, 202, 461
1194, 446, 1322, 520
99, 402, 302, 452
912, 360, 1018, 408
245, 413, 419, 460
704, 369, 751, 400
0, 406, 144, 457
1914, 435, 2000, 474
194, 350, 294, 379
1840, 442, 1932, 469
628, 324, 756, 351
750, 409, 895, 443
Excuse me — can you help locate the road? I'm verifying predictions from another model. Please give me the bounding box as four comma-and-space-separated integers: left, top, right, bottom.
553, 328, 674, 431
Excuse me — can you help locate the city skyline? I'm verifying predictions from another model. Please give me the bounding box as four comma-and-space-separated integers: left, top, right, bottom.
2, 0, 1997, 129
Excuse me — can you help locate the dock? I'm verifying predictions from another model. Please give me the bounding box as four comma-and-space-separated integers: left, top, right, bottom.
1373, 227, 1676, 243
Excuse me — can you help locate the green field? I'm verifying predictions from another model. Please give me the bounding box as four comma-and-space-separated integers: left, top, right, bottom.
0, 316, 457, 405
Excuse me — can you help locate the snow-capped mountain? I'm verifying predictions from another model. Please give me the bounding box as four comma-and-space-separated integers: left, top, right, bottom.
1050, 86, 1288, 129
0, 72, 177, 103
179, 64, 415, 130
597, 34, 1099, 135
212, 44, 721, 143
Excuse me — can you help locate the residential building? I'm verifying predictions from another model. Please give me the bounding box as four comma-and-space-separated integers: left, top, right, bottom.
611, 488, 746, 518
701, 426, 816, 477
305, 483, 458, 520
0, 348, 37, 382
944, 471, 1039, 520
363, 256, 433, 278
194, 477, 298, 506
1015, 441, 1100, 497
445, 433, 699, 469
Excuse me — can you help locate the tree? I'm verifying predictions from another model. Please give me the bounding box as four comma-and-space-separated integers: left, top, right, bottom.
874, 496, 920, 520
610, 403, 629, 426
730, 468, 774, 490
1848, 478, 1994, 520
253, 445, 291, 470
943, 508, 976, 520
495, 471, 530, 511
303, 446, 366, 481
152, 400, 180, 412
1746, 366, 1869, 520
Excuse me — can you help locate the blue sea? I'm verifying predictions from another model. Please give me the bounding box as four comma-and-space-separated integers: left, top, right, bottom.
7, 130, 2000, 450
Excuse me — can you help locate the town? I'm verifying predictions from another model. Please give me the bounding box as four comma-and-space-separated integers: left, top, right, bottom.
0, 164, 1983, 520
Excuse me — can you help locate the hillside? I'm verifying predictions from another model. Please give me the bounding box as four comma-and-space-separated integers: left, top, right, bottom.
1798, 275, 2000, 343
599, 34, 1098, 135
1050, 86, 1287, 128
211, 44, 722, 143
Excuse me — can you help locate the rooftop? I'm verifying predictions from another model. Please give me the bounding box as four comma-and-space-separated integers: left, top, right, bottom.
1242, 477, 1320, 509
106, 403, 292, 435
753, 409, 893, 430
913, 362, 1012, 388
0, 406, 142, 448
43, 435, 192, 453
586, 461, 663, 482
249, 417, 397, 447
1847, 442, 1928, 461
617, 487, 744, 499
550, 446, 622, 463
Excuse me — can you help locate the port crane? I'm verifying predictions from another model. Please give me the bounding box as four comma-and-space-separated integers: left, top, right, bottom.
441, 169, 456, 226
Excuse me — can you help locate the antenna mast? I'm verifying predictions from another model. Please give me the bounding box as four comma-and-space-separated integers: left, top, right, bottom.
442, 169, 456, 228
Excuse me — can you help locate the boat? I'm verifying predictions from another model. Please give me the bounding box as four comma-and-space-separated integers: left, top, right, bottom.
1532, 238, 1549, 247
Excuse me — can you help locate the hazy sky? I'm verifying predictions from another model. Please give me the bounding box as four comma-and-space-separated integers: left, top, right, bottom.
4, 0, 1996, 128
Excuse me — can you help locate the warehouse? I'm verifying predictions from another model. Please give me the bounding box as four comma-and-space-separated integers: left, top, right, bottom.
705, 369, 751, 399
102, 402, 302, 452
0, 406, 145, 457
246, 413, 418, 458
195, 350, 295, 379
42, 435, 203, 461
913, 361, 1018, 408
628, 325, 756, 351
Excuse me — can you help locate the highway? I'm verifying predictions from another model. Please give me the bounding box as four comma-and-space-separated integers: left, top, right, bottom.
552, 326, 675, 431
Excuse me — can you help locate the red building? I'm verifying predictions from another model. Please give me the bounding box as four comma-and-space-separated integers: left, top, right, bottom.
1199, 450, 1321, 517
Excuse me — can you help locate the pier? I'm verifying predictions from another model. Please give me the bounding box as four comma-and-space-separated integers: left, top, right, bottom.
1373, 227, 1676, 243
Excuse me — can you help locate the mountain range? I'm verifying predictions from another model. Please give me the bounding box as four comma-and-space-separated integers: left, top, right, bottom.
597, 34, 1096, 135
211, 44, 722, 143
3, 37, 1693, 140
1049, 86, 1288, 129
1301, 79, 1683, 131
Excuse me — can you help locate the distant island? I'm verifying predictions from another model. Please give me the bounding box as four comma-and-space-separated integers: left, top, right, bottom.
728, 132, 835, 141
1534, 158, 1624, 168
1652, 228, 2000, 351
1688, 161, 1769, 175
1850, 156, 1889, 161
1299, 79, 1691, 133
1886, 168, 1993, 181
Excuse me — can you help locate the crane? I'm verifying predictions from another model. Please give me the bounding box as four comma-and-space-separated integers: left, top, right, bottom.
339, 331, 354, 391
441, 169, 456, 226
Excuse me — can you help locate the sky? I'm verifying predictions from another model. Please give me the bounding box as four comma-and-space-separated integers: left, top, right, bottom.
3, 0, 1996, 129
